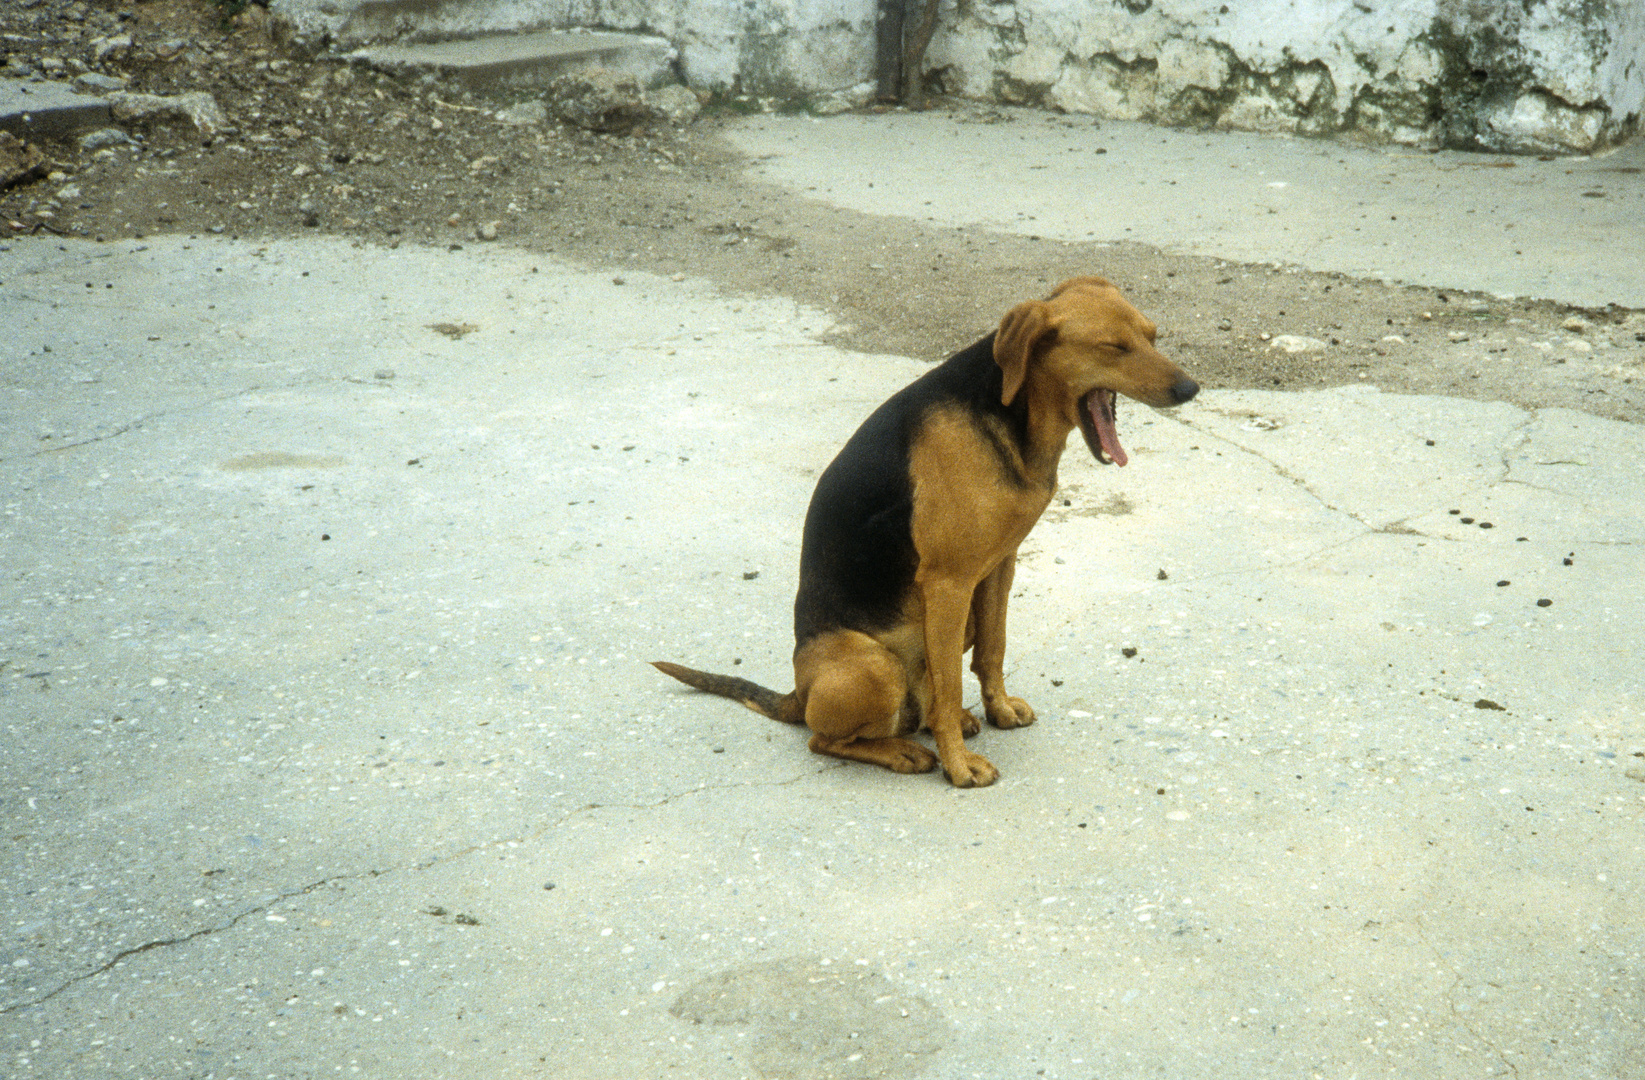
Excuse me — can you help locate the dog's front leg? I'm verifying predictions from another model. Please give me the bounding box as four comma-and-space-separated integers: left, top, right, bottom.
921, 576, 1001, 788
971, 553, 1036, 730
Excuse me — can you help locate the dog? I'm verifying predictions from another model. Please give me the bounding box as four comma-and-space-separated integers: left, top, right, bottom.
654, 277, 1198, 787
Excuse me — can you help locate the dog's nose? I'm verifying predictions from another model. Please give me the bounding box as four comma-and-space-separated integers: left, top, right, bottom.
1170, 376, 1199, 404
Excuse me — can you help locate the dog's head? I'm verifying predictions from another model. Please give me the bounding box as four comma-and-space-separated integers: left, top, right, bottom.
994, 276, 1198, 466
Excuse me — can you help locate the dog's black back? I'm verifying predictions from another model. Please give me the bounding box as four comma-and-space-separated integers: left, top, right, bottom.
793, 333, 1030, 645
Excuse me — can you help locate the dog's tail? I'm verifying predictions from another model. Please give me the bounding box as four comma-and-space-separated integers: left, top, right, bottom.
651, 661, 804, 725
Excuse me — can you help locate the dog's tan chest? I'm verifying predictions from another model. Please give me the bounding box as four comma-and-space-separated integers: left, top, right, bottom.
907, 407, 1054, 577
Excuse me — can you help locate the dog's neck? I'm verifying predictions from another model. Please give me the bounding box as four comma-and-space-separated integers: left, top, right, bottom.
1015, 378, 1079, 486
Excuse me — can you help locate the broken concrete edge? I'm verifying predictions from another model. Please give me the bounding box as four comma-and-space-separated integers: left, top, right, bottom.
2, 78, 225, 142
107, 91, 228, 138
341, 30, 680, 92
0, 80, 113, 140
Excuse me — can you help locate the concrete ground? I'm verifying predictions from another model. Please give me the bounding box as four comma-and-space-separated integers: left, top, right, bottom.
731, 110, 1645, 309
2, 114, 1642, 1080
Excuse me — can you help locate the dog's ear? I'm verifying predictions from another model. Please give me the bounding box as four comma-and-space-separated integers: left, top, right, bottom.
994, 300, 1055, 406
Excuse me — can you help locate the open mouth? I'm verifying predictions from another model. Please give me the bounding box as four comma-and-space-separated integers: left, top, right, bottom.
1077, 388, 1128, 467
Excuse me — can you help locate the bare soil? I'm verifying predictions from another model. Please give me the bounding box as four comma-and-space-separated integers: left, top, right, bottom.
5, 0, 1644, 423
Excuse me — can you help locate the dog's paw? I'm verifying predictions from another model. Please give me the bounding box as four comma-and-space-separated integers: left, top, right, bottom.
960, 709, 982, 738
942, 749, 1000, 788
887, 740, 940, 774
985, 695, 1036, 730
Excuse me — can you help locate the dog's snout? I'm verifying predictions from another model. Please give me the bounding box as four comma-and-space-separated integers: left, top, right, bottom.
1170, 376, 1199, 405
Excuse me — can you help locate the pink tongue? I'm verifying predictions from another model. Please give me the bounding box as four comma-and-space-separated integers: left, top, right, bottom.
1090, 391, 1128, 467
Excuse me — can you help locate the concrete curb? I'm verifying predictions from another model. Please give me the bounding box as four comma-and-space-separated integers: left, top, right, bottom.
0, 79, 111, 139
345, 29, 678, 93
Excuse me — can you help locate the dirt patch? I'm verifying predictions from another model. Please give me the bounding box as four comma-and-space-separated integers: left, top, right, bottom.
5, 0, 1644, 422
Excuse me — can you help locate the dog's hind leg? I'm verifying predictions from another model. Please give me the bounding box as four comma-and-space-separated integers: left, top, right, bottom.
796, 632, 939, 775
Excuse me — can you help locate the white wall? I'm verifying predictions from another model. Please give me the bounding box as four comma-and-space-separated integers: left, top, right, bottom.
274, 0, 1643, 152
285, 0, 881, 95
926, 0, 1644, 153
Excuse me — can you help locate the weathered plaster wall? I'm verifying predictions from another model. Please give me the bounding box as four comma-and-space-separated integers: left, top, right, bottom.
273, 0, 1643, 152
925, 0, 1644, 153
285, 0, 880, 94
530, 0, 878, 93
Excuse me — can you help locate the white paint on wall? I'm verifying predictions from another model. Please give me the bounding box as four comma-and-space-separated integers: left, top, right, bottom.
919, 0, 1644, 152
273, 0, 1642, 152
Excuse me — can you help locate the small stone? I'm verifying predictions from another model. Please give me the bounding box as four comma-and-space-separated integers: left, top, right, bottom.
1561, 316, 1591, 334
1536, 598, 1552, 607
647, 83, 702, 126
0, 132, 48, 188
1268, 334, 1328, 353
476, 220, 499, 241
494, 99, 548, 126
72, 71, 126, 94
92, 33, 133, 62
549, 66, 652, 132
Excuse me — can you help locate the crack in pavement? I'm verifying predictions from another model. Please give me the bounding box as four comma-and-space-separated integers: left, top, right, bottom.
21, 371, 403, 462
1170, 410, 1381, 531
25, 384, 268, 460
1413, 917, 1522, 1080
0, 766, 833, 1016
0, 870, 357, 1016
546, 764, 842, 829
1169, 404, 1581, 551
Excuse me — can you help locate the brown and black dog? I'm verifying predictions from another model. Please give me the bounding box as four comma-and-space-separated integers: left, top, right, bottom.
654, 277, 1197, 787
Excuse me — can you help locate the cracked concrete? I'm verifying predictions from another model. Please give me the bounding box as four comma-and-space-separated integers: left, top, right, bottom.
3, 116, 1644, 1078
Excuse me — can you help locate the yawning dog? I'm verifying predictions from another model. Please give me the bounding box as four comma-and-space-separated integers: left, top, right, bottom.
655, 277, 1198, 786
